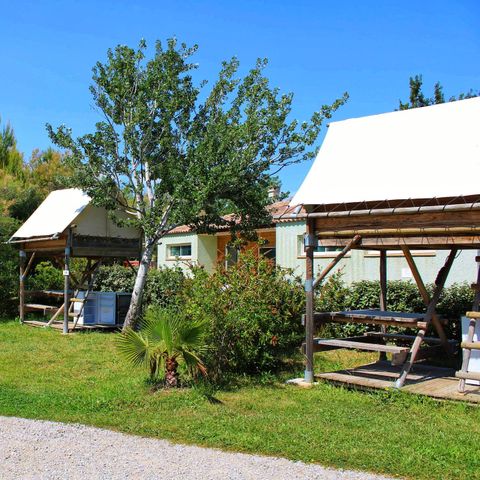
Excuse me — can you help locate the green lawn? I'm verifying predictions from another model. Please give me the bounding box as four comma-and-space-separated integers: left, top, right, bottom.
1, 320, 479, 479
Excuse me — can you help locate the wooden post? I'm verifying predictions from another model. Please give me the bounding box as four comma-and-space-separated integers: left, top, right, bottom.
394, 248, 457, 388
379, 250, 387, 361
63, 229, 72, 335
304, 218, 316, 383
401, 245, 451, 354
19, 250, 26, 323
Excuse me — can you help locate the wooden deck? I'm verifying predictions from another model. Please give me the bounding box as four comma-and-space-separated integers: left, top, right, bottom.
316, 361, 480, 404
23, 320, 119, 333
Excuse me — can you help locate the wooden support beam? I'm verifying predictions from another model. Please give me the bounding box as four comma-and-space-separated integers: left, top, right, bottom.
19, 250, 26, 323
395, 248, 457, 388
23, 251, 36, 278
401, 245, 451, 355
313, 235, 362, 289
304, 218, 315, 383
379, 250, 387, 361
63, 229, 72, 335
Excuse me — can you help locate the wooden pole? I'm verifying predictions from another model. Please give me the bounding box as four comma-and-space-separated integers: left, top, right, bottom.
394, 248, 457, 388
19, 250, 26, 323
379, 250, 387, 361
400, 245, 451, 354
63, 229, 72, 335
304, 218, 315, 383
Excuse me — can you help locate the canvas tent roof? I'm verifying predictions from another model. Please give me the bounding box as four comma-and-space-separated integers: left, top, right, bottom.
291, 97, 480, 209
10, 189, 91, 241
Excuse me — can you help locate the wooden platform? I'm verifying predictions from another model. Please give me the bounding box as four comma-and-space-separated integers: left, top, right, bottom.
316, 361, 480, 404
23, 320, 120, 333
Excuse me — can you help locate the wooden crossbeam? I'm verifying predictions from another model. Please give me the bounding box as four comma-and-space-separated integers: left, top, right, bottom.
401, 245, 451, 354
394, 248, 457, 389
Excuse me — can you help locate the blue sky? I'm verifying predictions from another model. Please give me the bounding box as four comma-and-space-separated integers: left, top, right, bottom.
1, 0, 479, 194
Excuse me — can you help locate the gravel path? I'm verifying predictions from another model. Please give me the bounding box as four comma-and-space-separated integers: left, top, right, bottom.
0, 416, 395, 480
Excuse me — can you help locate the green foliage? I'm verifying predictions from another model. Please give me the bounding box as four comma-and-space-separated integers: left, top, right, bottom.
47, 39, 347, 241
94, 264, 136, 292
182, 251, 305, 379
315, 275, 474, 340
0, 216, 20, 316
0, 117, 24, 176
399, 74, 478, 110
116, 306, 207, 387
27, 261, 64, 292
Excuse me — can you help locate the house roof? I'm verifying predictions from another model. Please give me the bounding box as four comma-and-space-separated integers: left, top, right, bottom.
291, 97, 480, 210
168, 200, 304, 234
10, 188, 91, 241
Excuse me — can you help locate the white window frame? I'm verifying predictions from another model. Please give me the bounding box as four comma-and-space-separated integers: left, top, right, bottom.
296, 235, 349, 259
166, 243, 192, 260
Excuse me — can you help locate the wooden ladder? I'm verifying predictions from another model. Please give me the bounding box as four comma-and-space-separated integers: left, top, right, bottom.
456, 256, 480, 392
68, 260, 103, 331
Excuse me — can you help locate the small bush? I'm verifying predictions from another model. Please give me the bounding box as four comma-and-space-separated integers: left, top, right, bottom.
27, 261, 64, 291
182, 251, 305, 380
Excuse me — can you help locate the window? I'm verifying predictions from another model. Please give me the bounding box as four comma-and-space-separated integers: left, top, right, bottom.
260, 246, 276, 264
297, 235, 344, 257
167, 244, 192, 259
225, 245, 239, 269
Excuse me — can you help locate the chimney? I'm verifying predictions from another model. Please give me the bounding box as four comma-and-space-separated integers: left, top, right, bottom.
268, 186, 280, 200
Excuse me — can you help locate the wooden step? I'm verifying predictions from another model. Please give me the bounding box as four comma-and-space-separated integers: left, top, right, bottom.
68, 312, 79, 318
365, 332, 456, 345
466, 311, 480, 319
70, 298, 85, 303
461, 341, 480, 350
455, 370, 480, 381
314, 338, 409, 354
24, 303, 59, 312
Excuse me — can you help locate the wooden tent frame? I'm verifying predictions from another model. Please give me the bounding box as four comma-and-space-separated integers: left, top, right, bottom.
300, 197, 480, 389
15, 227, 141, 334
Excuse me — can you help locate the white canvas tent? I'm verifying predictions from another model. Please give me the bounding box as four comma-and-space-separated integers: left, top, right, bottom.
10, 188, 139, 243
9, 188, 141, 333
292, 96, 480, 209
290, 98, 480, 396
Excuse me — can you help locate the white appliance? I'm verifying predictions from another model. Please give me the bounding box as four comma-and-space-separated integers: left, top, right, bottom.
461, 316, 480, 385
74, 292, 116, 326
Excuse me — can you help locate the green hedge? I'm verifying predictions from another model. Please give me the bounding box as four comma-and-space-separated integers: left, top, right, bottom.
315, 271, 474, 340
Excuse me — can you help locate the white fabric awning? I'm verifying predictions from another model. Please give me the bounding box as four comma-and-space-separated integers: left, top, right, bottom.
10, 188, 91, 240
291, 97, 480, 208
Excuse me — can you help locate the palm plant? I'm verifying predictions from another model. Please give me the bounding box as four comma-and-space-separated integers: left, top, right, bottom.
116, 306, 208, 388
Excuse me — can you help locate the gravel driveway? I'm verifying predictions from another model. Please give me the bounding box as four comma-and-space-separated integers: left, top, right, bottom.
0, 416, 395, 480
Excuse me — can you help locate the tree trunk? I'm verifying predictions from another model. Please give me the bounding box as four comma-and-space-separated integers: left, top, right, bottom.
122, 238, 156, 331
165, 357, 179, 388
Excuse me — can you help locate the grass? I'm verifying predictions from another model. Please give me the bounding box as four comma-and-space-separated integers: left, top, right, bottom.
1, 320, 480, 479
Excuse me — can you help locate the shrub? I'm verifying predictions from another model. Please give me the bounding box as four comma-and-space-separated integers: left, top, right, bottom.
27, 261, 64, 291
116, 305, 207, 388
182, 251, 305, 379
0, 216, 20, 316
94, 264, 136, 292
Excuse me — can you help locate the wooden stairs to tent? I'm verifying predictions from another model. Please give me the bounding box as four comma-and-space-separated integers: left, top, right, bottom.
456, 256, 480, 392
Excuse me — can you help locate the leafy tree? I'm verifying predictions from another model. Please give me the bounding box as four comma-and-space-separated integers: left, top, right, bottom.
27, 148, 73, 196
399, 74, 478, 110
0, 118, 24, 176
116, 306, 207, 387
47, 38, 347, 329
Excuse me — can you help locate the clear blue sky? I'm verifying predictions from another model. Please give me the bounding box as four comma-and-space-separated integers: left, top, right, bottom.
1, 0, 479, 194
